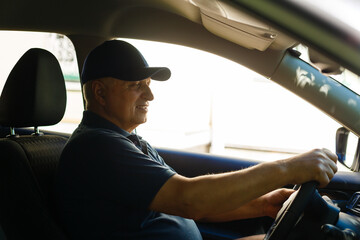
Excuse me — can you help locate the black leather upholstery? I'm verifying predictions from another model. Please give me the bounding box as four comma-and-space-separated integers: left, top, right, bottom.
0, 48, 69, 239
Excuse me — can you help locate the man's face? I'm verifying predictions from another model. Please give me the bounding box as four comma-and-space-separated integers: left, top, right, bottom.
101, 77, 154, 132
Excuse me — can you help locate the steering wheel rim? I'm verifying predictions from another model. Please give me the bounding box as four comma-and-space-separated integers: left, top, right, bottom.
264, 181, 318, 240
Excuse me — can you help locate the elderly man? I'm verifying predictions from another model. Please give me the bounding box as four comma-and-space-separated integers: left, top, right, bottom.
54, 40, 338, 240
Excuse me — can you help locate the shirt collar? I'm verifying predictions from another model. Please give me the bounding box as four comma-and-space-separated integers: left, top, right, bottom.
80, 110, 131, 137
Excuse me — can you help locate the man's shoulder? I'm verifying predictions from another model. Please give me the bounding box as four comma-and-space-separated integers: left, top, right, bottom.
67, 124, 130, 149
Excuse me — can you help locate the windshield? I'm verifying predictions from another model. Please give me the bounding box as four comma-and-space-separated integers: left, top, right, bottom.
292, 0, 360, 95
295, 44, 360, 96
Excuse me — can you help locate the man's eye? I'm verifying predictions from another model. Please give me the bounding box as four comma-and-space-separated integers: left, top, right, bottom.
129, 82, 141, 89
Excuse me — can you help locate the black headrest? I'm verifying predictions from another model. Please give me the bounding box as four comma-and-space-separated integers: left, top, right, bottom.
0, 48, 66, 127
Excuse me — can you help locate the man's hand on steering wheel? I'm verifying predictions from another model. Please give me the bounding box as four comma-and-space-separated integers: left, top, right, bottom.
261, 188, 295, 219
281, 148, 338, 188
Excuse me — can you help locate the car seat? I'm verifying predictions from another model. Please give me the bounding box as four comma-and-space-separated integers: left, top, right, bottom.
0, 48, 69, 240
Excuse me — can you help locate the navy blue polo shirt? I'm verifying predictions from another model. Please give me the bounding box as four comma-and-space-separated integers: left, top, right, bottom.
54, 111, 202, 240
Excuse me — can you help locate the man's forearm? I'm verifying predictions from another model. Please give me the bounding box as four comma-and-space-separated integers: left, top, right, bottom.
198, 188, 294, 222
150, 149, 337, 221
151, 161, 289, 220
179, 161, 289, 220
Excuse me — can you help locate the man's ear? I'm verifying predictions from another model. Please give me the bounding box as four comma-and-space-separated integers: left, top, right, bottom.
92, 80, 106, 106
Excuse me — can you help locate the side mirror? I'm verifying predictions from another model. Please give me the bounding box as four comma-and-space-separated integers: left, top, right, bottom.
336, 127, 360, 171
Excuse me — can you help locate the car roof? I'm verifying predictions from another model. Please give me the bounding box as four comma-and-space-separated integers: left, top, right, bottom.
1, 0, 359, 75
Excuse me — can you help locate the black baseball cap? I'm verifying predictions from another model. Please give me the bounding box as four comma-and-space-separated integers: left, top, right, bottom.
81, 40, 171, 84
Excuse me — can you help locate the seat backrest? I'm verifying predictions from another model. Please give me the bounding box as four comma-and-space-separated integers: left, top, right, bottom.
0, 48, 69, 240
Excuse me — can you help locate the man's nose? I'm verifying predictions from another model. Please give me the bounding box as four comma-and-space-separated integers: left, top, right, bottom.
143, 83, 154, 101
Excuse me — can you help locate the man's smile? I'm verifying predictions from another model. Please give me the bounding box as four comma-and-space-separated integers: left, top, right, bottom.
136, 104, 149, 112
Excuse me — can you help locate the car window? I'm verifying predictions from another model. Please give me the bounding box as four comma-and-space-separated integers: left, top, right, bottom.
121, 39, 342, 164
0, 31, 83, 133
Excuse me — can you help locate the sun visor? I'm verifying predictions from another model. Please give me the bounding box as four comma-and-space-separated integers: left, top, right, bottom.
191, 0, 279, 51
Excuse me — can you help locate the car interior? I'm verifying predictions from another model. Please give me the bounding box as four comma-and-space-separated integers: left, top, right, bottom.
0, 0, 360, 239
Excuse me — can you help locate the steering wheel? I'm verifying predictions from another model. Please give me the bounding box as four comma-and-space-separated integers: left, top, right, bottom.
264, 181, 318, 240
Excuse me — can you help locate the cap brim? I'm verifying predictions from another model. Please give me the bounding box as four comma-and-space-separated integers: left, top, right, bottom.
146, 67, 171, 81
